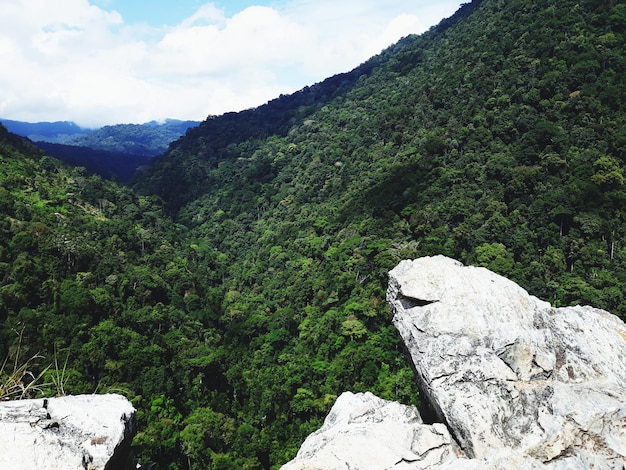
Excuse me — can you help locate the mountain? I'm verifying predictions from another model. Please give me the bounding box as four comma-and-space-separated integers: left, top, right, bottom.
139, 0, 626, 318
34, 141, 150, 183
0, 118, 90, 143
2, 118, 200, 182
2, 0, 626, 469
1, 118, 200, 156
68, 119, 200, 157
133, 0, 626, 465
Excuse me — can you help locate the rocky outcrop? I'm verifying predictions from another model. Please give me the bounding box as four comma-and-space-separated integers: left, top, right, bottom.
388, 255, 626, 468
283, 256, 626, 469
0, 394, 136, 470
281, 391, 462, 470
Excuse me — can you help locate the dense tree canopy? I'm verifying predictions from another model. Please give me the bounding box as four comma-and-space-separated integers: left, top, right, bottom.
68, 119, 200, 157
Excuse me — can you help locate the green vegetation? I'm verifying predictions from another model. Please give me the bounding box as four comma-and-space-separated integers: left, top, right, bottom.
2, 0, 626, 468
35, 141, 150, 183
1, 118, 199, 157
68, 119, 200, 157
0, 334, 50, 401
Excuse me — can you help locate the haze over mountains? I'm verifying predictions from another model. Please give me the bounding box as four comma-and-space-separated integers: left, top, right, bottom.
0, 118, 200, 181
1, 118, 198, 149
0, 119, 91, 142
1, 0, 626, 468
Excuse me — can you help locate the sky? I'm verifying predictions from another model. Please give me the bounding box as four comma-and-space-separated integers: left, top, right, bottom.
0, 0, 463, 128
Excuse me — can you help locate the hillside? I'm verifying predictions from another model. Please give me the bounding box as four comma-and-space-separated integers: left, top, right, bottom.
35, 141, 150, 183
140, 0, 626, 316
1, 0, 626, 469
0, 124, 224, 465
134, 0, 626, 465
68, 119, 200, 157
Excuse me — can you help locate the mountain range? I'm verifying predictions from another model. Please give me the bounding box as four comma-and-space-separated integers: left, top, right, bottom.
0, 118, 200, 181
1, 117, 199, 153
1, 0, 626, 468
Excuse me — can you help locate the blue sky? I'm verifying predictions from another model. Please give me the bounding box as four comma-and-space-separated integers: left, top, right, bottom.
95, 0, 279, 24
0, 1, 463, 127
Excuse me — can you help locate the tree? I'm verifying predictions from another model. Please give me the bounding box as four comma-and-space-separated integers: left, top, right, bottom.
180, 407, 236, 470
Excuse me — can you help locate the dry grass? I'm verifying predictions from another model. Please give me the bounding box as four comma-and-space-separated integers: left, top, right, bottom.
0, 353, 51, 401
0, 329, 51, 401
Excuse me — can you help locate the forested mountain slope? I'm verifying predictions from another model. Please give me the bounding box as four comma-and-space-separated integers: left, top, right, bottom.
2, 0, 626, 469
140, 0, 626, 317
69, 119, 200, 157
0, 124, 224, 466
133, 0, 626, 466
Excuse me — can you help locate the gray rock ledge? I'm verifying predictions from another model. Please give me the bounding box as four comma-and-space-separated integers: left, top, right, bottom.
0, 393, 136, 470
281, 391, 463, 469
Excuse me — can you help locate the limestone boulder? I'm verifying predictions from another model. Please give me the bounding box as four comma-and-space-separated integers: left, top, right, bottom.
388, 255, 626, 468
0, 393, 136, 470
281, 391, 462, 470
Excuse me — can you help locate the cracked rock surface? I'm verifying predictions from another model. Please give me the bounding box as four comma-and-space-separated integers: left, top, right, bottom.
0, 394, 136, 470
281, 391, 462, 470
283, 256, 626, 469
388, 255, 626, 469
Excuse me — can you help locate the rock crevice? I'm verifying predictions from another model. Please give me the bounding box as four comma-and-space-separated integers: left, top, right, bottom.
283, 256, 626, 469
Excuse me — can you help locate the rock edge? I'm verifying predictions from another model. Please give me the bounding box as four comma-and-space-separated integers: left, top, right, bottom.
0, 393, 136, 470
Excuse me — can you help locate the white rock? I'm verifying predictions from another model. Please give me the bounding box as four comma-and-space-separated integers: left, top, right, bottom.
281, 391, 462, 470
0, 394, 136, 470
388, 255, 626, 468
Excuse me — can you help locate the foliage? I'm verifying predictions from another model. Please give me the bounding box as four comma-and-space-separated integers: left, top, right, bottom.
68, 119, 200, 157
35, 142, 150, 182
0, 333, 50, 401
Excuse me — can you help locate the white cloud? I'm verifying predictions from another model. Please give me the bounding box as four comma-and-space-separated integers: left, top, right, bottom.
178, 3, 226, 28
0, 0, 462, 127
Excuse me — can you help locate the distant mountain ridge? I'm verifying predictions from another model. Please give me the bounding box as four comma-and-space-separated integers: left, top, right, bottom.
1, 118, 200, 156
0, 118, 90, 143
68, 119, 200, 157
1, 117, 200, 181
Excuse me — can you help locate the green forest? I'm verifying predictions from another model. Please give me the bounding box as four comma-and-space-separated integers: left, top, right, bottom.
2, 0, 626, 468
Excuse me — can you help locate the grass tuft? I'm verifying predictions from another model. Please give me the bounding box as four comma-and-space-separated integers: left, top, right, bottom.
0, 329, 51, 401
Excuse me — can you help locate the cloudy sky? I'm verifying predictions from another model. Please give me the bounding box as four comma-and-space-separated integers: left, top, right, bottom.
0, 0, 463, 128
